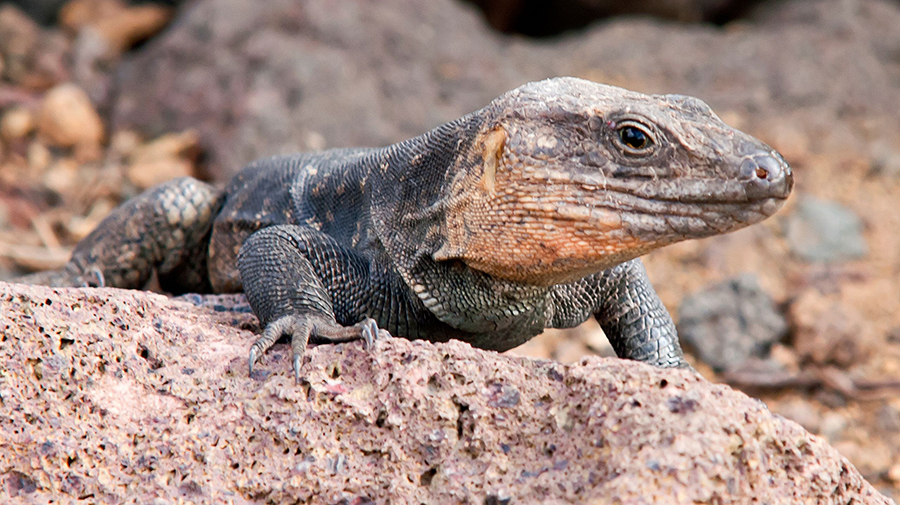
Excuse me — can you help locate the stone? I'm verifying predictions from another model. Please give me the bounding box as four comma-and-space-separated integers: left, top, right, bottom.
26, 141, 52, 173
35, 83, 105, 156
59, 0, 124, 31
788, 289, 869, 368
677, 274, 788, 372
785, 197, 869, 262
0, 4, 70, 89
125, 157, 194, 190
768, 342, 800, 373
876, 403, 900, 435
819, 412, 848, 443
0, 107, 35, 141
41, 157, 80, 195
771, 397, 821, 434
890, 464, 900, 485
0, 200, 9, 229
890, 327, 900, 344
112, 0, 525, 179
0, 281, 891, 503
870, 141, 900, 179
60, 0, 174, 56
125, 130, 200, 189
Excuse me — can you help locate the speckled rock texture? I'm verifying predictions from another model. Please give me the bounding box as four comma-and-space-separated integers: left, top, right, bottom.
0, 282, 892, 504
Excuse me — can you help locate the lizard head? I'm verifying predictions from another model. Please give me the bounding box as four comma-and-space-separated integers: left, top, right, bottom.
437, 76, 793, 286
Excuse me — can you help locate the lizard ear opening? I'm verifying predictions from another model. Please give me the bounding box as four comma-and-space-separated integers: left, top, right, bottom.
479, 127, 507, 194
434, 126, 507, 263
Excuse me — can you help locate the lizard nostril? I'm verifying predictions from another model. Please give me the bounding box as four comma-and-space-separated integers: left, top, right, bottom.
741, 153, 784, 181
739, 152, 792, 200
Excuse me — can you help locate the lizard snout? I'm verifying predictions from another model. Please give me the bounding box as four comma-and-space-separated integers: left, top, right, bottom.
739, 151, 793, 201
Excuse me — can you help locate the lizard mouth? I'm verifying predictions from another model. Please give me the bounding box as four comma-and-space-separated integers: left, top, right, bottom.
552, 189, 789, 239
545, 148, 793, 231
566, 157, 792, 205
547, 151, 792, 239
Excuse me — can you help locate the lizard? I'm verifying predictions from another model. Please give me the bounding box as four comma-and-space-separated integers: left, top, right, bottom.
19, 77, 793, 379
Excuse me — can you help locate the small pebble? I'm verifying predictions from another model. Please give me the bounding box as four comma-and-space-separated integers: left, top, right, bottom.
819, 412, 848, 443
0, 107, 34, 140
888, 464, 900, 484
678, 274, 788, 372
785, 196, 867, 262
36, 83, 105, 154
27, 141, 52, 172
772, 398, 821, 434
788, 290, 867, 368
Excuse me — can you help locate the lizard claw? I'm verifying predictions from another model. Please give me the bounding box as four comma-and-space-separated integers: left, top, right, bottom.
293, 354, 303, 384
87, 268, 105, 288
77, 267, 106, 288
248, 344, 261, 376
360, 317, 379, 349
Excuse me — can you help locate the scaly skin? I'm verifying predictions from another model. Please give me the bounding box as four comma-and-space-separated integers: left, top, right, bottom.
18, 77, 793, 379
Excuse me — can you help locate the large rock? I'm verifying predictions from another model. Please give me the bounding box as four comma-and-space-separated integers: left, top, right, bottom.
0, 282, 892, 503
110, 0, 900, 179
111, 0, 523, 179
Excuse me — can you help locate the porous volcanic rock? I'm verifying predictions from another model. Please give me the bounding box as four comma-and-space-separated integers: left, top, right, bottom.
0, 282, 892, 503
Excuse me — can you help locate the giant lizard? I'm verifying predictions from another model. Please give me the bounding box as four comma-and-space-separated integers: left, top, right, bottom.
20, 77, 793, 379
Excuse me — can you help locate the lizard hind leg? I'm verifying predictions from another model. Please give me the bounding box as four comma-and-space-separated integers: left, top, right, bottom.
17, 177, 223, 292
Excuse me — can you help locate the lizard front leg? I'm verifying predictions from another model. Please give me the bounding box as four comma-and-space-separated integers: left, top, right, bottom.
237, 225, 387, 380
592, 259, 688, 368
553, 259, 689, 369
18, 177, 222, 293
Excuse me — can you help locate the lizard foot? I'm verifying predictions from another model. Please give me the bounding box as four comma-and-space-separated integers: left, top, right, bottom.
248, 314, 387, 382
17, 265, 105, 288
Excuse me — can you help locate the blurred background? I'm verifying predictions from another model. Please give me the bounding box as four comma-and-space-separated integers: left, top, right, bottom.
0, 0, 897, 497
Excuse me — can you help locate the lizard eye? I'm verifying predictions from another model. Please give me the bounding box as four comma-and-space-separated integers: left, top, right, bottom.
615, 121, 654, 153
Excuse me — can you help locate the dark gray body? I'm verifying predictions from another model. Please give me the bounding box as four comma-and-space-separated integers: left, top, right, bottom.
212, 142, 674, 358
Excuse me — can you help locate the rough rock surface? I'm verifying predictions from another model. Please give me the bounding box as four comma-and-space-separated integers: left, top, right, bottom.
0, 282, 892, 504
111, 0, 900, 179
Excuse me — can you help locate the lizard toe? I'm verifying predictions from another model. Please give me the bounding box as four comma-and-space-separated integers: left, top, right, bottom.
79, 267, 105, 288
249, 314, 313, 377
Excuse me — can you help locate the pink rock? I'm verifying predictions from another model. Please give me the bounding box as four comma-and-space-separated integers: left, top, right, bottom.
0, 282, 892, 503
